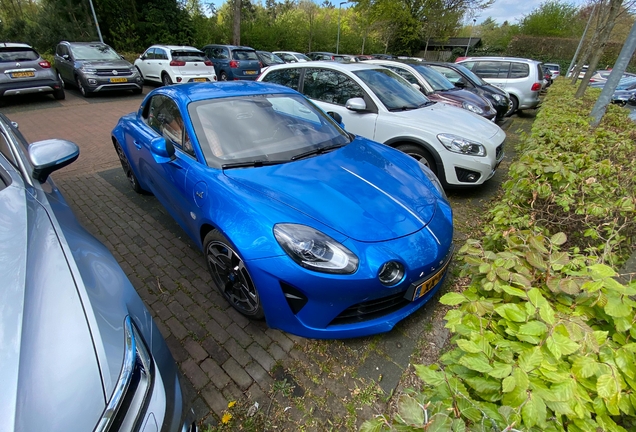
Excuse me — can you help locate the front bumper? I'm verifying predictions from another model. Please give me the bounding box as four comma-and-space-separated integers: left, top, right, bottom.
80, 73, 143, 93
245, 201, 454, 339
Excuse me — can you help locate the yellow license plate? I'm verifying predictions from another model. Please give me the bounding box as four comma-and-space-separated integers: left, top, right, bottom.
110, 77, 127, 83
412, 258, 452, 300
245, 70, 257, 75
11, 71, 35, 78
193, 78, 207, 82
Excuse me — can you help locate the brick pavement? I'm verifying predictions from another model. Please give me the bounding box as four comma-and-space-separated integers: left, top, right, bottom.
1, 88, 493, 429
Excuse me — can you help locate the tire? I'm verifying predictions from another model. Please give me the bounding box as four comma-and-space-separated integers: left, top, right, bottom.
53, 88, 65, 100
204, 230, 264, 319
505, 95, 518, 117
114, 140, 146, 194
219, 71, 228, 81
132, 86, 143, 95
57, 71, 65, 88
396, 143, 438, 177
76, 75, 92, 98
162, 73, 173, 86
135, 66, 145, 83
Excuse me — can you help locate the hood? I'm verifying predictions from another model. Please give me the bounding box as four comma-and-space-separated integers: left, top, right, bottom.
435, 88, 492, 110
0, 181, 104, 432
388, 102, 503, 142
76, 59, 132, 69
224, 139, 439, 242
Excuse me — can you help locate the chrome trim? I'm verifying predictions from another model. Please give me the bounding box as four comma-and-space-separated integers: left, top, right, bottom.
4, 67, 37, 74
3, 86, 54, 96
90, 83, 142, 92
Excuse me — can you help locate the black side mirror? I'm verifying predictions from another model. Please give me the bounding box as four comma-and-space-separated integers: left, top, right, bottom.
455, 81, 466, 89
327, 111, 342, 124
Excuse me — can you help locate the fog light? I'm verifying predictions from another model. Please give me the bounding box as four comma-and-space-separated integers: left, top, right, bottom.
88, 79, 97, 85
378, 261, 404, 286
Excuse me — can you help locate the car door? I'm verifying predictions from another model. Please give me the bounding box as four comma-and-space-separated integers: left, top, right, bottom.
139, 95, 199, 236
55, 44, 74, 83
300, 68, 378, 140
137, 48, 157, 81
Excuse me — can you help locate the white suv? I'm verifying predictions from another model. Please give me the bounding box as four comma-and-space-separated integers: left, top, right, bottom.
134, 45, 216, 86
457, 57, 543, 116
258, 62, 506, 187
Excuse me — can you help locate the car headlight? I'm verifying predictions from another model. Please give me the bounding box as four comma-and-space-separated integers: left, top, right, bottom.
491, 94, 504, 103
437, 134, 486, 157
462, 102, 483, 115
274, 224, 358, 274
80, 66, 97, 74
419, 162, 447, 200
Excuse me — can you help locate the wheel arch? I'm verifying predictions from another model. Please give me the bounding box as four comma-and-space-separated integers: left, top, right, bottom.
383, 137, 447, 185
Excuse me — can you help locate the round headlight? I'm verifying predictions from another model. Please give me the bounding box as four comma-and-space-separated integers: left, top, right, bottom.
378, 261, 405, 286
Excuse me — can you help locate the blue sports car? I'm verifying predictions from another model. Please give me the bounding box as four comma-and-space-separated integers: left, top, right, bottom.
111, 81, 454, 339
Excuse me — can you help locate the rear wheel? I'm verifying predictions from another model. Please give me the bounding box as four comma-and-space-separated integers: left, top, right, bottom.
396, 143, 438, 176
505, 95, 518, 117
219, 71, 228, 81
114, 140, 146, 194
53, 88, 65, 100
204, 230, 264, 319
162, 73, 173, 86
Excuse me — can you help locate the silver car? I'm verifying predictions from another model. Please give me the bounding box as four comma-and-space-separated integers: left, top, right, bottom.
0, 42, 65, 102
0, 114, 196, 432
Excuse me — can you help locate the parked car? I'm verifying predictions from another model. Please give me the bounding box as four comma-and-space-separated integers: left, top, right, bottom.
134, 45, 216, 86
259, 62, 506, 187
544, 63, 561, 78
567, 64, 589, 79
111, 81, 454, 338
354, 55, 374, 61
0, 113, 196, 432
366, 59, 497, 121
424, 61, 510, 121
591, 76, 636, 105
588, 69, 636, 85
201, 44, 261, 81
542, 66, 553, 88
457, 56, 543, 115
272, 51, 311, 63
0, 42, 65, 102
256, 50, 284, 74
371, 54, 398, 60
54, 41, 142, 97
306, 51, 338, 61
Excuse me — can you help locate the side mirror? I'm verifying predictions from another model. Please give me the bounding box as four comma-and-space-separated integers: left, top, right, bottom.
345, 97, 367, 111
10, 121, 18, 129
149, 136, 175, 163
120, 55, 125, 60
454, 81, 466, 89
327, 111, 343, 125
62, 54, 70, 61
411, 83, 421, 91
140, 55, 146, 60
28, 139, 79, 182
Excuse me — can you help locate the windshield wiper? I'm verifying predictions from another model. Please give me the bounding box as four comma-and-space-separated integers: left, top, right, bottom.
389, 105, 418, 112
222, 160, 287, 169
291, 143, 347, 161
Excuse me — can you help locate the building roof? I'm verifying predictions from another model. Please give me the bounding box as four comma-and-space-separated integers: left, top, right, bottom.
424, 37, 482, 49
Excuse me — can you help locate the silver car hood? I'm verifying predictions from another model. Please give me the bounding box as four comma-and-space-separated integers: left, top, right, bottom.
0, 180, 105, 431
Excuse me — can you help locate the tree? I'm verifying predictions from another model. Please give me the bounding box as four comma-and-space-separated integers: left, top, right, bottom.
518, 0, 583, 37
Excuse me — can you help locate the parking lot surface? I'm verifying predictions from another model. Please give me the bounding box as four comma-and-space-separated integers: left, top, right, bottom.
1, 88, 522, 429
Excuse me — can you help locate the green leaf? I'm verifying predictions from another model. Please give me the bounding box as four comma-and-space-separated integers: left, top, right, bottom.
456, 339, 482, 354
502, 375, 516, 393
589, 263, 616, 278
571, 356, 599, 379
426, 413, 453, 432
451, 418, 466, 432
488, 362, 513, 379
597, 374, 619, 399
440, 292, 468, 306
414, 365, 445, 387
519, 320, 548, 337
519, 346, 543, 372
359, 417, 387, 432
528, 288, 548, 307
522, 393, 547, 428
494, 303, 527, 322
526, 251, 547, 270
501, 284, 528, 298
550, 232, 567, 245
396, 395, 425, 426
604, 295, 632, 318
546, 333, 580, 359
458, 353, 493, 373
539, 303, 555, 325
465, 376, 500, 394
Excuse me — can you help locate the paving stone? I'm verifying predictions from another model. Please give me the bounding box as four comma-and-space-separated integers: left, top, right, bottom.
221, 382, 244, 402
247, 342, 276, 372
210, 308, 233, 329
224, 338, 252, 367
164, 335, 188, 363
165, 316, 189, 340
174, 290, 194, 307
201, 383, 228, 419
183, 317, 207, 340
265, 329, 295, 352
181, 359, 209, 390
202, 336, 230, 365
226, 322, 253, 348
183, 338, 208, 363
222, 357, 253, 390
151, 301, 173, 322
154, 320, 171, 340
225, 307, 250, 328
201, 358, 232, 388
246, 382, 269, 408
245, 361, 275, 389
267, 342, 287, 362
244, 322, 272, 348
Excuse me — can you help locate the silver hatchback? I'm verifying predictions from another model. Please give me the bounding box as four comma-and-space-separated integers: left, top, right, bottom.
0, 42, 65, 102
0, 114, 196, 432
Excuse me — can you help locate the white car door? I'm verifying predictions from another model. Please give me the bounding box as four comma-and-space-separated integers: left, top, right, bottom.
300, 68, 378, 140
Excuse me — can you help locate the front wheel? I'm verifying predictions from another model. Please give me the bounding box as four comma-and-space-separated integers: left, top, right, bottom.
204, 230, 264, 319
76, 75, 92, 97
114, 140, 146, 194
505, 95, 518, 117
396, 143, 438, 177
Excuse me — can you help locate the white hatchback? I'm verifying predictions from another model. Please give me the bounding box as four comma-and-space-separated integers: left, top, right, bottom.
258, 62, 506, 187
134, 45, 217, 86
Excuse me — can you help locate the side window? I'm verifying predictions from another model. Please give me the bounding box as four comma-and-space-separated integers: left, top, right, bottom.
432, 66, 463, 84
0, 132, 18, 169
282, 54, 295, 62
220, 48, 229, 59
302, 68, 364, 106
473, 61, 509, 79
146, 96, 189, 151
261, 68, 300, 91
145, 48, 156, 60
387, 67, 418, 85
156, 49, 168, 60
204, 48, 214, 59
510, 62, 529, 79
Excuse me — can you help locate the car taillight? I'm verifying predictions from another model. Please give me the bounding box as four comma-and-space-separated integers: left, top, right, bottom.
39, 60, 51, 68
230, 60, 239, 68
259, 62, 263, 69
204, 60, 213, 66
531, 82, 541, 91
170, 60, 186, 67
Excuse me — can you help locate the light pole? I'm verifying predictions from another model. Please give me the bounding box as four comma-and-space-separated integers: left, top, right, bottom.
87, 0, 104, 43
337, 1, 349, 54
464, 18, 476, 57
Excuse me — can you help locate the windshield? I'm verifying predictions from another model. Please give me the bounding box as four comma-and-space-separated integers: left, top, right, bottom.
0, 48, 39, 62
546, 65, 560, 72
353, 68, 430, 111
189, 94, 350, 167
172, 51, 206, 62
296, 53, 311, 61
71, 44, 121, 61
616, 77, 636, 90
454, 63, 488, 85
411, 64, 455, 91
232, 50, 259, 61
258, 52, 284, 65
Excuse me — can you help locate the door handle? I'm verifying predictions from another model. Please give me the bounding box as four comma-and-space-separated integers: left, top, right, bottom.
196, 191, 204, 198
134, 140, 142, 149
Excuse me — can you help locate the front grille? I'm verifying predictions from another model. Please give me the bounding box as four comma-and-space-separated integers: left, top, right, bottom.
496, 144, 504, 161
329, 291, 409, 326
96, 68, 133, 76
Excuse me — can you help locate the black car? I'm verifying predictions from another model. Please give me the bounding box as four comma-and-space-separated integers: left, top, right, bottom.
54, 41, 143, 97
256, 50, 285, 68
424, 61, 511, 121
0, 42, 65, 102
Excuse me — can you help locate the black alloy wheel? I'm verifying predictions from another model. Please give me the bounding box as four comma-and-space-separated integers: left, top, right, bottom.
204, 231, 264, 319
397, 143, 438, 176
114, 141, 145, 194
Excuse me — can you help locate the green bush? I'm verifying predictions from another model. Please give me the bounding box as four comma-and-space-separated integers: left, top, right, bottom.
362, 81, 636, 432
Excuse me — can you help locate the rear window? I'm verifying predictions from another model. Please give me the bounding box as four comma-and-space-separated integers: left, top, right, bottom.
171, 51, 206, 62
0, 48, 39, 62
510, 62, 530, 79
232, 50, 258, 61
546, 64, 560, 72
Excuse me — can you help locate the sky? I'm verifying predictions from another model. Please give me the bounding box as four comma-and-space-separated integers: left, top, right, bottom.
475, 0, 589, 25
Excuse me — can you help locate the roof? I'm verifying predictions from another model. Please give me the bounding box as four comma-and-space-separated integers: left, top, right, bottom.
265, 61, 383, 73
458, 56, 542, 65
0, 42, 31, 48
201, 44, 256, 51
425, 37, 481, 49
150, 45, 202, 51
149, 81, 300, 104
273, 51, 306, 56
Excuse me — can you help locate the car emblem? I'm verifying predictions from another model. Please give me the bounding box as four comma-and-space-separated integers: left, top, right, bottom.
112, 70, 118, 75
16, 62, 21, 67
